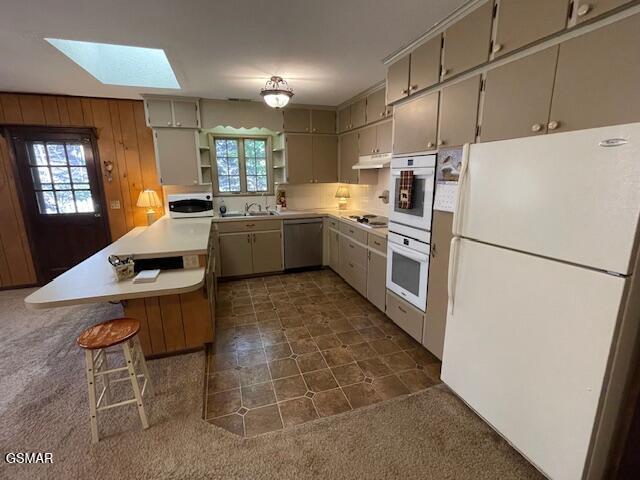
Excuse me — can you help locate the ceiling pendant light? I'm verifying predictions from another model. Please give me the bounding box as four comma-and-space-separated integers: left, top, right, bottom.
260, 76, 294, 108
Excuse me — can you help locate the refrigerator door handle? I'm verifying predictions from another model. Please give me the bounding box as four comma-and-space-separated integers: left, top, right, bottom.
448, 237, 460, 315
452, 143, 471, 236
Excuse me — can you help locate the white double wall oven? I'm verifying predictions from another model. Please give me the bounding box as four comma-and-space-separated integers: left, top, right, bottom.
386, 154, 436, 311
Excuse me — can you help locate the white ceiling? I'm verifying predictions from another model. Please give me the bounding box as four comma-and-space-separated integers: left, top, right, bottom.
0, 0, 466, 106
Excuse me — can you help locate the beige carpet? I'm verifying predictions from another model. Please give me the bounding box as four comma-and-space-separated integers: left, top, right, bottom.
0, 288, 543, 480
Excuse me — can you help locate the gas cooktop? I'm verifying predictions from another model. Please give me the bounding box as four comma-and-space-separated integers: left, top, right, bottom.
342, 214, 388, 229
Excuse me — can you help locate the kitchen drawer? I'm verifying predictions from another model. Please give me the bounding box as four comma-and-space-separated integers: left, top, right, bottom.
340, 235, 368, 268
327, 217, 340, 230
339, 221, 368, 244
215, 219, 281, 233
386, 290, 424, 342
341, 256, 367, 296
368, 235, 387, 253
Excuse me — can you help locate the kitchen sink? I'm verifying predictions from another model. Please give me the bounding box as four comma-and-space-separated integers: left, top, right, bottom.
221, 211, 278, 218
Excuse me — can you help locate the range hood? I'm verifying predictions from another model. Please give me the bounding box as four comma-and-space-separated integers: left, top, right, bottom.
352, 152, 391, 170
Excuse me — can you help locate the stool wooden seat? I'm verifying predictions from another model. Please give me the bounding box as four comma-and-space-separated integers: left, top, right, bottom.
77, 317, 153, 443
77, 317, 140, 350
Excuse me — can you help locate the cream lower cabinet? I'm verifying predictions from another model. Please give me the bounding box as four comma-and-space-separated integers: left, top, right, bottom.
366, 249, 386, 312
219, 233, 253, 277
328, 228, 341, 273
252, 231, 283, 274
217, 222, 283, 277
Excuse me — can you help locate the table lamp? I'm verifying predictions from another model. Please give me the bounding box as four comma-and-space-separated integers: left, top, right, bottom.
137, 189, 162, 225
335, 185, 350, 210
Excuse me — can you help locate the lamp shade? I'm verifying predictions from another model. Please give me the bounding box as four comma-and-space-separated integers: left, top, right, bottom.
137, 189, 162, 208
335, 185, 350, 199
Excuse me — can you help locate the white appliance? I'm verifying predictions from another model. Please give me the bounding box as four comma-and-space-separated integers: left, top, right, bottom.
386, 230, 430, 311
168, 193, 213, 218
352, 152, 392, 170
389, 154, 436, 233
442, 124, 640, 480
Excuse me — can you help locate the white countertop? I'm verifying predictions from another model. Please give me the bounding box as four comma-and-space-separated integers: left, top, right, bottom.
25, 216, 211, 309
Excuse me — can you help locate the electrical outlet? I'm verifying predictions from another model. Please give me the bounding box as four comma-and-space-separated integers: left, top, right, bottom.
110, 200, 121, 209
182, 255, 199, 269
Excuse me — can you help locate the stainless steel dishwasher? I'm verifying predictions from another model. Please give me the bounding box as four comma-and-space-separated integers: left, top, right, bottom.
283, 218, 323, 269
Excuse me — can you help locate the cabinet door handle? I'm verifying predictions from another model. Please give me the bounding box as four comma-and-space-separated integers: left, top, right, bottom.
253, 233, 256, 243
548, 120, 560, 131
349, 262, 354, 268
166, 121, 172, 126
245, 223, 255, 227
379, 112, 384, 118
410, 84, 418, 91
247, 234, 251, 243
491, 43, 503, 54
398, 306, 407, 314
176, 121, 182, 126
374, 241, 381, 246
531, 123, 542, 132
437, 140, 445, 147
577, 4, 591, 16
349, 243, 354, 248
402, 89, 408, 94
427, 141, 434, 149
442, 68, 450, 76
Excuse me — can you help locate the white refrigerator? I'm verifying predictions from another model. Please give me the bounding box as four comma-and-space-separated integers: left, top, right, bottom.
441, 123, 640, 480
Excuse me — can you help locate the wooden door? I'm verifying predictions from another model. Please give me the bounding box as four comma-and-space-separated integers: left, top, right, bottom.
172, 100, 199, 128
576, 0, 632, 23
350, 99, 366, 129
312, 135, 338, 183
393, 92, 439, 155
285, 134, 313, 184
365, 89, 387, 124
329, 229, 340, 273
283, 108, 310, 133
337, 105, 351, 133
367, 250, 386, 312
358, 126, 377, 156
424, 211, 453, 360
480, 46, 558, 142
442, 1, 493, 80
409, 34, 442, 93
386, 54, 410, 104
145, 98, 173, 127
9, 128, 110, 283
311, 110, 336, 133
438, 75, 481, 148
252, 231, 282, 274
154, 129, 200, 185
375, 122, 393, 154
494, 0, 569, 58
549, 13, 640, 134
339, 132, 358, 184
219, 233, 253, 277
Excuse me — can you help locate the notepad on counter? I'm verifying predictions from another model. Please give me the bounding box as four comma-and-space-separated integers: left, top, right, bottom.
133, 269, 161, 283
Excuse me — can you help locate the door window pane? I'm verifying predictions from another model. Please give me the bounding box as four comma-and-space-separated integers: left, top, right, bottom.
51, 167, 71, 184
46, 143, 67, 165
70, 167, 89, 184
74, 190, 94, 212
30, 143, 48, 165
55, 190, 76, 213
36, 191, 58, 214
391, 252, 421, 296
66, 144, 86, 165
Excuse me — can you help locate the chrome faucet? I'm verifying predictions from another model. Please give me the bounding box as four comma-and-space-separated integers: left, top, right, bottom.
245, 202, 259, 213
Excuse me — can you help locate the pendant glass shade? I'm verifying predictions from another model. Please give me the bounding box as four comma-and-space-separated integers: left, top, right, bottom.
261, 76, 294, 109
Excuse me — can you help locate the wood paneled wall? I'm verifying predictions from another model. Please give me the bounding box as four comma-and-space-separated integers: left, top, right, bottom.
0, 93, 163, 288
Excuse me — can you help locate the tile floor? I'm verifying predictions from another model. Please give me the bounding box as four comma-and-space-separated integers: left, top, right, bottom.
205, 269, 442, 437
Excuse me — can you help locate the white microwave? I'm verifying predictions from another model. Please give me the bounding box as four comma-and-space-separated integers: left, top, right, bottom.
168, 193, 214, 218
389, 154, 436, 232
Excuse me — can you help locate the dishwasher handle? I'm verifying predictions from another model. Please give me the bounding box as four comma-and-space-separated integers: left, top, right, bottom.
283, 218, 323, 225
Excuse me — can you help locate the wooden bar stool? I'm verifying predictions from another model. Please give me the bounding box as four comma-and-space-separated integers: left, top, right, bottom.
77, 317, 153, 443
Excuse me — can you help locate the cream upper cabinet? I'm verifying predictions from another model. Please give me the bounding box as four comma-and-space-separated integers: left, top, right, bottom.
424, 211, 453, 360
365, 88, 391, 123
311, 109, 336, 133
438, 75, 481, 148
367, 249, 386, 313
312, 135, 338, 183
220, 233, 253, 277
575, 0, 632, 23
375, 121, 392, 154
442, 1, 493, 80
393, 92, 439, 155
549, 12, 640, 133
252, 231, 283, 274
409, 34, 442, 94
386, 54, 411, 105
480, 46, 558, 143
350, 99, 366, 129
145, 97, 200, 128
285, 134, 313, 184
493, 0, 569, 58
153, 129, 200, 185
283, 108, 311, 133
358, 126, 377, 156
339, 131, 358, 184
172, 100, 199, 128
338, 105, 351, 133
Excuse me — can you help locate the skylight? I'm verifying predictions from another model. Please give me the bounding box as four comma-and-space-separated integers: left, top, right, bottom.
45, 38, 180, 89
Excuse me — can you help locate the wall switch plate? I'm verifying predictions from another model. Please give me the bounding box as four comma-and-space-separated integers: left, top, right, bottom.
110, 200, 121, 209
182, 255, 199, 269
